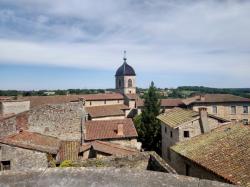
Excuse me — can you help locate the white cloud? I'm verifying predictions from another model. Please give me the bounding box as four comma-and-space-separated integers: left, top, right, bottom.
0, 0, 250, 86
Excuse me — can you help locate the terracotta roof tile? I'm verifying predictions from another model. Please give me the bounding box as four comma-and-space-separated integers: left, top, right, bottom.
0, 96, 13, 101
58, 141, 80, 162
89, 140, 138, 156
157, 108, 199, 128
183, 94, 250, 105
125, 94, 139, 100
136, 98, 144, 107
85, 119, 138, 141
171, 123, 250, 186
161, 99, 184, 107
22, 95, 82, 108
0, 131, 61, 154
157, 107, 229, 128
85, 104, 129, 118
80, 93, 124, 101
137, 98, 184, 108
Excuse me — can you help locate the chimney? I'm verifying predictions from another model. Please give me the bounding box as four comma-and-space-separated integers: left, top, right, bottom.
199, 107, 210, 133
117, 124, 124, 136
199, 95, 205, 101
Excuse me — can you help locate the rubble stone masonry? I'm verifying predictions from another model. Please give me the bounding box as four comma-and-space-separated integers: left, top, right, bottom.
0, 144, 47, 171
28, 102, 84, 141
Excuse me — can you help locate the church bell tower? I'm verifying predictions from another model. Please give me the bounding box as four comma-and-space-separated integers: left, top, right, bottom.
115, 51, 136, 94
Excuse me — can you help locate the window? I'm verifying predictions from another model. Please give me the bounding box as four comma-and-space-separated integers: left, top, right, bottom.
165, 126, 167, 133
0, 161, 11, 171
89, 101, 92, 106
128, 79, 132, 87
212, 105, 217, 114
117, 100, 120, 103
118, 79, 122, 88
170, 131, 173, 138
184, 131, 190, 138
242, 119, 248, 125
231, 106, 236, 114
243, 106, 248, 114
104, 100, 106, 104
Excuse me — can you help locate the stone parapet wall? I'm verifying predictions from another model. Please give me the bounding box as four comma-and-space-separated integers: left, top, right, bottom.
0, 167, 237, 187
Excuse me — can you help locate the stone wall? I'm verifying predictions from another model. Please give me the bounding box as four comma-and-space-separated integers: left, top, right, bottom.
116, 75, 136, 94
169, 150, 228, 184
0, 112, 28, 138
28, 102, 83, 140
0, 144, 47, 171
0, 101, 30, 115
192, 103, 250, 122
161, 117, 225, 161
0, 117, 17, 138
0, 167, 236, 187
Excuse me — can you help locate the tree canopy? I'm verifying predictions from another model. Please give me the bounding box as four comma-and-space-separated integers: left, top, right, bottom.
134, 81, 161, 154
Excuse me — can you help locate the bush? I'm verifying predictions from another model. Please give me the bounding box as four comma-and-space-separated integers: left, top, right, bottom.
59, 160, 74, 168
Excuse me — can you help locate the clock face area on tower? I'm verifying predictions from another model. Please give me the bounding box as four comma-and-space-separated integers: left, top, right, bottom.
115, 52, 136, 94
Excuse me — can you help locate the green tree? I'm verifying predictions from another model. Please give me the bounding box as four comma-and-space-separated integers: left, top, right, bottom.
135, 81, 161, 154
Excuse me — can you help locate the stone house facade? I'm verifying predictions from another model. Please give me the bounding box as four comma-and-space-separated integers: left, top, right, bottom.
0, 100, 30, 116
157, 107, 229, 161
183, 94, 250, 124
0, 131, 61, 171
0, 144, 48, 171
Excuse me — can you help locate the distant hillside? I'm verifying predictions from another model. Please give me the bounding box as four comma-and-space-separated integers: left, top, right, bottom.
167, 86, 250, 98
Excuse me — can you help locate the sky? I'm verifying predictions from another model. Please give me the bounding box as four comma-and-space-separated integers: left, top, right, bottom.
0, 0, 250, 90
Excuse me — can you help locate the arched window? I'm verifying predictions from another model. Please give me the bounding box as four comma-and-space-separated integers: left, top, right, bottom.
118, 79, 122, 88
128, 79, 132, 87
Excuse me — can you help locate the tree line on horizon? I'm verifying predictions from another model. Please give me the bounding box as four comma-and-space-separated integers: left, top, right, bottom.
0, 86, 250, 98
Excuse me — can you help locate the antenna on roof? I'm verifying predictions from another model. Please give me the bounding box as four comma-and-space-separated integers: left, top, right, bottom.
123, 50, 127, 63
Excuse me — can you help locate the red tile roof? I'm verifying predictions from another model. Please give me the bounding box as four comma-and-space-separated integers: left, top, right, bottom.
183, 94, 250, 105
0, 96, 13, 101
81, 140, 138, 156
85, 104, 129, 118
125, 94, 139, 100
137, 98, 183, 108
171, 123, 250, 186
22, 95, 82, 108
136, 98, 144, 107
0, 131, 61, 154
80, 93, 124, 101
161, 99, 184, 107
58, 141, 80, 162
85, 119, 138, 141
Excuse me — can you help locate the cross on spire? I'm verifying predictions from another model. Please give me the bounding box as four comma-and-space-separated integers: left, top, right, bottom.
123, 50, 127, 63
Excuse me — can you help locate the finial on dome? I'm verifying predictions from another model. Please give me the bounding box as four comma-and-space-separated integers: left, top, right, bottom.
123, 50, 127, 63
